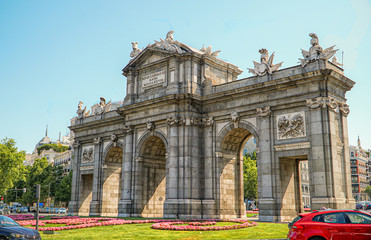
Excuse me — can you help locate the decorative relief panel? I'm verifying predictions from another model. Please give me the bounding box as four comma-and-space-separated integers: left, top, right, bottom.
82, 147, 94, 163
277, 112, 306, 140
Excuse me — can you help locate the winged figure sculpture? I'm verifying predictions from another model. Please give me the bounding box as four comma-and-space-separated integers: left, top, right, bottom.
248, 49, 283, 76
299, 33, 338, 67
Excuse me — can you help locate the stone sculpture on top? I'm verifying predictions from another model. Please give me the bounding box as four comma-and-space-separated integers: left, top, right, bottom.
151, 30, 185, 53
76, 101, 90, 119
248, 48, 283, 76
130, 42, 142, 58
299, 33, 338, 67
91, 97, 112, 115
200, 45, 221, 57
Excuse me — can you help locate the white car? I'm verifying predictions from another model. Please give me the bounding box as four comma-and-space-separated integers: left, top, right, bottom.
58, 208, 67, 214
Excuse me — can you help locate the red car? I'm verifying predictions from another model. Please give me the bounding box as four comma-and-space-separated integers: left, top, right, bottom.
287, 209, 371, 240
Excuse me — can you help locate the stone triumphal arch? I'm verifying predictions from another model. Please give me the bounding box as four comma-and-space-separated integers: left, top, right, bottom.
69, 32, 355, 221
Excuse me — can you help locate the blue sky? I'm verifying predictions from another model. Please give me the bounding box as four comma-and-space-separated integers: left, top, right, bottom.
0, 0, 370, 153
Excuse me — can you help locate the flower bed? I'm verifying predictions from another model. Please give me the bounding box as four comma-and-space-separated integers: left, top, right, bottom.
16, 217, 257, 232
188, 221, 216, 226
6, 215, 46, 221
50, 216, 79, 219
152, 219, 258, 231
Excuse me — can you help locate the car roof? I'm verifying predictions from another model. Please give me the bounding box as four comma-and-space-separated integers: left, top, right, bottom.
300, 209, 370, 217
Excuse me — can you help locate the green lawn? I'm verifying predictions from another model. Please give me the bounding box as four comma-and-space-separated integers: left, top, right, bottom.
246, 213, 259, 218
38, 222, 288, 240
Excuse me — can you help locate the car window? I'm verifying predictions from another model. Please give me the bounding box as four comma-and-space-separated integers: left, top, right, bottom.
312, 214, 323, 222
313, 213, 347, 224
288, 215, 302, 228
346, 212, 371, 224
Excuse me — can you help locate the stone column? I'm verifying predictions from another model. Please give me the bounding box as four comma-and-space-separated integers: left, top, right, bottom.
256, 107, 276, 222
89, 137, 102, 216
68, 141, 81, 215
339, 103, 355, 208
119, 126, 134, 217
201, 117, 216, 218
163, 117, 181, 218
132, 156, 143, 217
306, 97, 354, 210
189, 119, 201, 218
238, 154, 245, 218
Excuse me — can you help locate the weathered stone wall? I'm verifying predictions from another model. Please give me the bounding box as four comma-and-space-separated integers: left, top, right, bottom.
79, 174, 93, 216
101, 165, 121, 216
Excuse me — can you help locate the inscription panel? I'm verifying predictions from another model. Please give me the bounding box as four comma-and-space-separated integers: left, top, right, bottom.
142, 69, 166, 89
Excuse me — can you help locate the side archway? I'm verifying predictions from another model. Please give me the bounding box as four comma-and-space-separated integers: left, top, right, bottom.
216, 121, 259, 219
100, 142, 123, 216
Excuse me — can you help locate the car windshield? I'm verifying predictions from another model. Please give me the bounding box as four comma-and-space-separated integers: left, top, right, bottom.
0, 216, 20, 227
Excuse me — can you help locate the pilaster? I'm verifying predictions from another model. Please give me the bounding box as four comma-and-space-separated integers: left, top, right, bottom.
68, 141, 81, 215
89, 137, 102, 216
118, 126, 134, 217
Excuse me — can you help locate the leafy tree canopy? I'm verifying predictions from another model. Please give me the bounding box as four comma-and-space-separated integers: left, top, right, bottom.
0, 138, 25, 195
365, 185, 371, 198
243, 150, 257, 200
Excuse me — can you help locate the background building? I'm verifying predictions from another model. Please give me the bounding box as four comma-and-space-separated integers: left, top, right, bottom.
350, 137, 370, 201
300, 161, 310, 208
25, 126, 72, 166
54, 150, 72, 176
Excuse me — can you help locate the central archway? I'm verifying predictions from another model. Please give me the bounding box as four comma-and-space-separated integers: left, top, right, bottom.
216, 122, 259, 219
137, 133, 167, 218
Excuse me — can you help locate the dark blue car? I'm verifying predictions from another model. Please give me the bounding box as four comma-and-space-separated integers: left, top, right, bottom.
0, 215, 41, 240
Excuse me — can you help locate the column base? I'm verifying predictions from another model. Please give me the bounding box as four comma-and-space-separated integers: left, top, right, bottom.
164, 199, 202, 219
89, 201, 101, 216
201, 199, 218, 219
118, 200, 133, 216
67, 201, 79, 216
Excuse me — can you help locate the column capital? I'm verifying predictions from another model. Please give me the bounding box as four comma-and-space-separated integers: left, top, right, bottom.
72, 141, 81, 149
215, 152, 223, 158
339, 102, 350, 117
94, 137, 101, 145
306, 96, 339, 112
256, 106, 271, 119
123, 125, 134, 134
167, 116, 185, 126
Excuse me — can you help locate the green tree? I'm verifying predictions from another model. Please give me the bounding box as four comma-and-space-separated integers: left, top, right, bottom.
37, 143, 69, 155
365, 185, 371, 198
243, 150, 258, 200
55, 171, 72, 204
0, 138, 25, 196
22, 157, 52, 203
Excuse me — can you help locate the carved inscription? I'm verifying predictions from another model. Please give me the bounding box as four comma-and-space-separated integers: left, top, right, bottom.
142, 70, 166, 89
